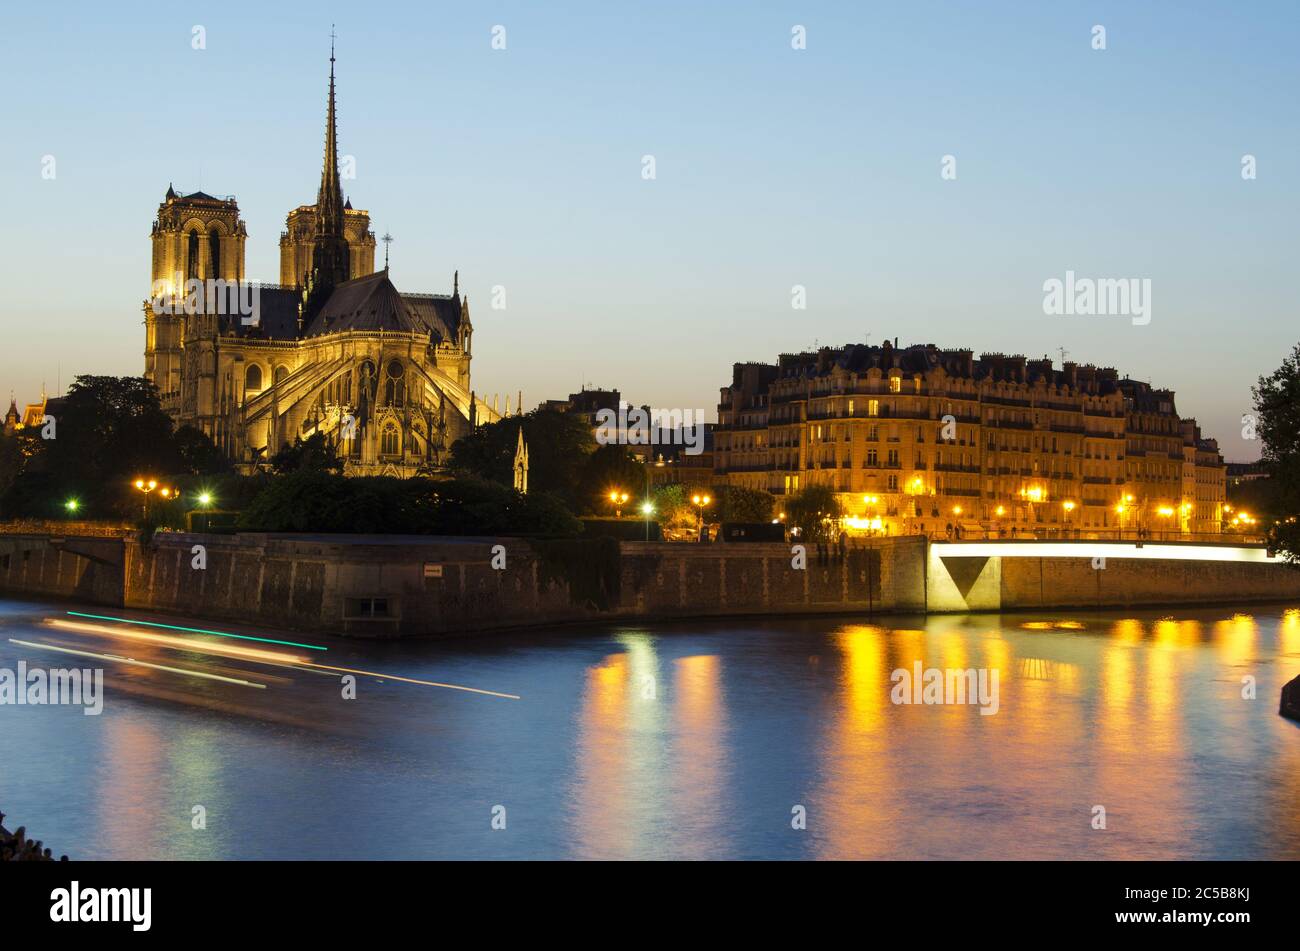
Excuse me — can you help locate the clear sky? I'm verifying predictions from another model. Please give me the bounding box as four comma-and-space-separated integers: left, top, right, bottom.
2, 1, 1296, 461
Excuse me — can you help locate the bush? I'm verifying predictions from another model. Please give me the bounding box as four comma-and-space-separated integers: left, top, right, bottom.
236, 471, 581, 537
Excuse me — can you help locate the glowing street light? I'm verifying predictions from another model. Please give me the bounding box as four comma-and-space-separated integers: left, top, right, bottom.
608, 490, 630, 518
197, 492, 213, 508
691, 493, 711, 542
64, 498, 79, 515
134, 477, 160, 519
1156, 505, 1175, 540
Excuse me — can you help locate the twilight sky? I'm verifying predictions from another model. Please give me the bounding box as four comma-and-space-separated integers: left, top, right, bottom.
2, 1, 1296, 461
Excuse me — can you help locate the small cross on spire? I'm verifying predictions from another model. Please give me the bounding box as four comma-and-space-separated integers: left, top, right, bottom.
381, 233, 393, 269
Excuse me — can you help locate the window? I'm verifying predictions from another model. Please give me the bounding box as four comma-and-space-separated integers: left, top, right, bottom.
209, 228, 221, 278
244, 364, 262, 393
345, 597, 392, 619
381, 423, 400, 456
187, 229, 200, 279
889, 377, 901, 394
867, 448, 878, 466
273, 365, 288, 386
868, 399, 879, 417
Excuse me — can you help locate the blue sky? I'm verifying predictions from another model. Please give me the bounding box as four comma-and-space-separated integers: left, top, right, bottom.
2, 1, 1296, 460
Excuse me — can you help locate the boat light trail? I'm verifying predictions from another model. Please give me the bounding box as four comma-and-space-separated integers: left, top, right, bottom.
309, 662, 521, 700
66, 611, 327, 651
9, 638, 268, 689
45, 618, 310, 665
46, 619, 520, 700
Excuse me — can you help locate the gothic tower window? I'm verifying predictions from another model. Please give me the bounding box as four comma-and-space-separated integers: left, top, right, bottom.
273, 365, 288, 387
187, 229, 200, 280
385, 359, 405, 407
245, 364, 263, 393
380, 422, 400, 457
209, 228, 222, 279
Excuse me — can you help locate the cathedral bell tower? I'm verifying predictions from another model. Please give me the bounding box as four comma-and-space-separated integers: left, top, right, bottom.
304, 37, 352, 320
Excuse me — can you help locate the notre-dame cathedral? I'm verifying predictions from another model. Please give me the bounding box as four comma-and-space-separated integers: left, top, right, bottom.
143, 45, 497, 476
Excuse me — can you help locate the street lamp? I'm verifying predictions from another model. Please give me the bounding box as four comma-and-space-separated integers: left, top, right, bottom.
1156, 505, 1175, 540
691, 493, 711, 542
641, 500, 654, 541
608, 490, 629, 518
64, 498, 79, 516
1062, 499, 1075, 537
134, 478, 158, 519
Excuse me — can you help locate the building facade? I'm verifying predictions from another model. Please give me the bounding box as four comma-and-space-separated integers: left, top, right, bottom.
715, 342, 1226, 538
143, 47, 500, 476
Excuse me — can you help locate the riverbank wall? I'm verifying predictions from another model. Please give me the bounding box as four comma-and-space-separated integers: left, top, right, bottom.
1, 530, 1298, 637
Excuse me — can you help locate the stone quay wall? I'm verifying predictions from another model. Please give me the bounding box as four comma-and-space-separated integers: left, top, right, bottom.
2, 529, 1298, 638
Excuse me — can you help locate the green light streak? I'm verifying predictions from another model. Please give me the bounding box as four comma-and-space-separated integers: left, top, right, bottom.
65, 611, 328, 651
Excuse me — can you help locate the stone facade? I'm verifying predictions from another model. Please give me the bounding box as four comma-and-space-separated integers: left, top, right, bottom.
715, 343, 1227, 539
142, 50, 499, 476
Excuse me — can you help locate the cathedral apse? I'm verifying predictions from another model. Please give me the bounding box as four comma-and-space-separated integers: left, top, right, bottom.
142, 42, 496, 477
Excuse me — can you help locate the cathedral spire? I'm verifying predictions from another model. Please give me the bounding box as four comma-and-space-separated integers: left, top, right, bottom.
306, 27, 351, 317
316, 26, 345, 240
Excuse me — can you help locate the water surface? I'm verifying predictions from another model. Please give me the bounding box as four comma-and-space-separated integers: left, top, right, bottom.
2, 598, 1298, 859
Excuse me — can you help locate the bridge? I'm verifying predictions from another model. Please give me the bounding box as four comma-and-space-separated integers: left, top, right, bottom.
927, 539, 1294, 612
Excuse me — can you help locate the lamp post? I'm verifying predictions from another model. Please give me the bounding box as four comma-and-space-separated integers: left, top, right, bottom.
691, 493, 711, 542
133, 478, 158, 520
641, 500, 654, 542
1062, 499, 1076, 538
1156, 505, 1175, 541
608, 490, 629, 519
64, 498, 79, 518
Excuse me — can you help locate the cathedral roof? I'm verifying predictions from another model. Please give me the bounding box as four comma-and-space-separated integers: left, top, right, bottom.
303, 270, 459, 341
219, 286, 302, 341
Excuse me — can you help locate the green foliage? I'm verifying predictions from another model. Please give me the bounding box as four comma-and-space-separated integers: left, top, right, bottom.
717, 484, 774, 523
1253, 343, 1300, 561
0, 375, 187, 521
449, 409, 596, 509
582, 443, 648, 515
0, 435, 21, 502
174, 425, 231, 475
785, 484, 843, 543
269, 432, 343, 475
236, 470, 581, 536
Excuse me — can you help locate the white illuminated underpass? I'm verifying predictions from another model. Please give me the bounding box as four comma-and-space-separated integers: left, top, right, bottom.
930, 541, 1278, 563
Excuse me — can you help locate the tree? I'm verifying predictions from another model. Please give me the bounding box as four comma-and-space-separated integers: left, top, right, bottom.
0, 435, 21, 501
43, 376, 180, 481
1, 375, 183, 520
174, 425, 230, 475
785, 485, 842, 544
581, 444, 647, 515
449, 409, 596, 508
1252, 343, 1300, 561
269, 432, 343, 474
236, 470, 581, 536
717, 484, 774, 523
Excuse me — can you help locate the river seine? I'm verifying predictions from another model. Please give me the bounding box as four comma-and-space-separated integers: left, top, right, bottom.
2, 598, 1297, 859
